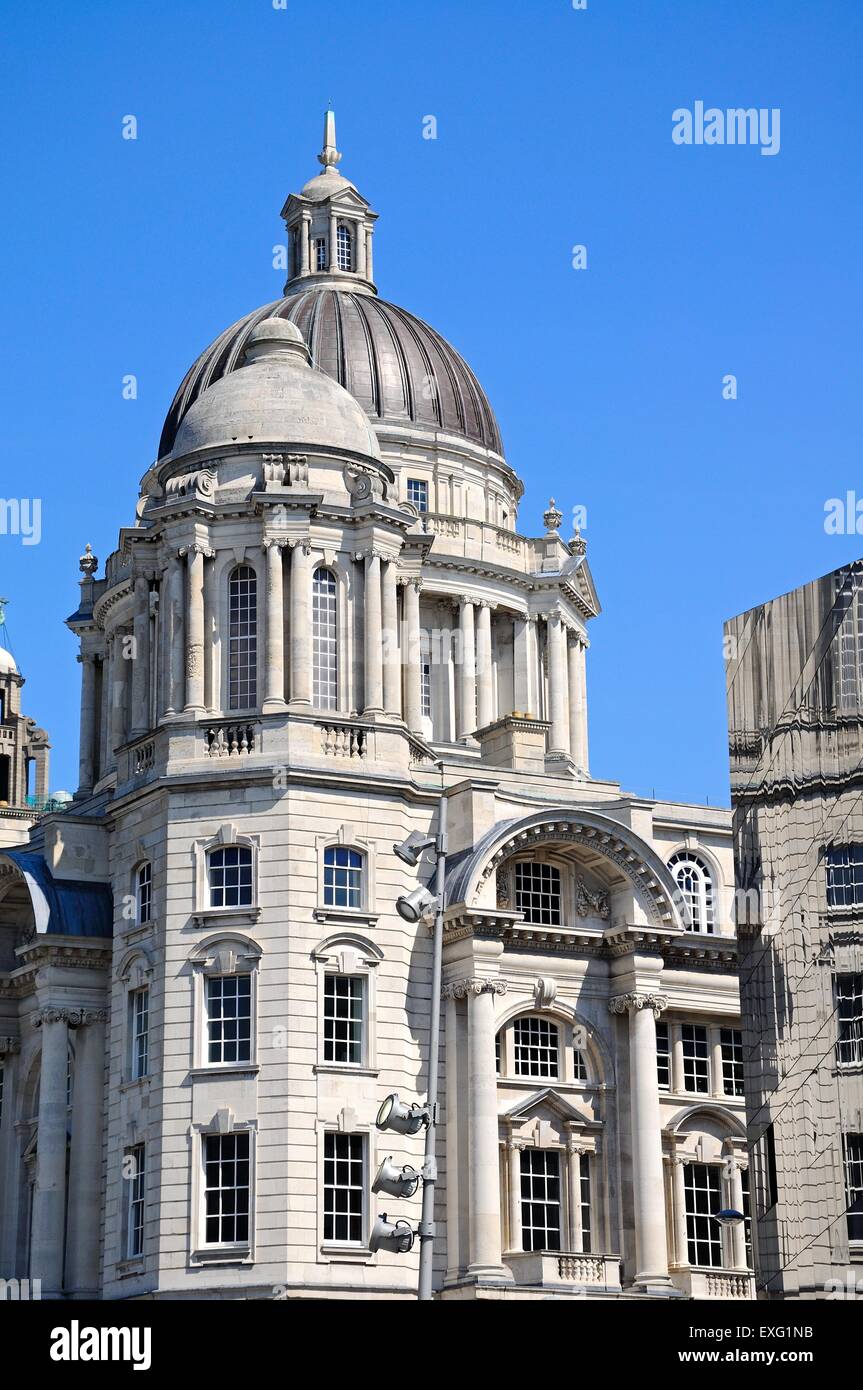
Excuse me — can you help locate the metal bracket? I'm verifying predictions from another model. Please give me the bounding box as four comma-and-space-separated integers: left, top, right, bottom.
417, 1219, 436, 1239
421, 1157, 438, 1183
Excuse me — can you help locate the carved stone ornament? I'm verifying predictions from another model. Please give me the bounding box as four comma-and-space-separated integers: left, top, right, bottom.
79, 543, 98, 577
543, 497, 563, 533
496, 867, 511, 908
30, 1007, 110, 1029
533, 976, 557, 1009
608, 992, 668, 1019
442, 978, 508, 1001
344, 462, 386, 504
165, 467, 216, 502
0, 1037, 21, 1055
574, 876, 610, 920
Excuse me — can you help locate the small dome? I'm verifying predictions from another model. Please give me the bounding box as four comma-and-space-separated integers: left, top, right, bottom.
170, 314, 381, 461
300, 168, 357, 202
0, 647, 18, 676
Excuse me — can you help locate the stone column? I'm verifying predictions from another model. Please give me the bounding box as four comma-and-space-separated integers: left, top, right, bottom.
184, 545, 207, 714
444, 992, 462, 1282
402, 579, 423, 733
512, 615, 534, 714
328, 211, 338, 271
546, 612, 570, 758
463, 978, 509, 1279
609, 992, 672, 1288
507, 1138, 523, 1253
458, 600, 476, 740
168, 553, 185, 715
366, 228, 374, 283
65, 1010, 107, 1296
567, 633, 587, 772
300, 212, 311, 274
29, 1008, 69, 1296
355, 219, 367, 277
577, 637, 589, 770
381, 559, 401, 716
672, 1156, 689, 1266
363, 552, 384, 714
262, 541, 288, 712
130, 575, 151, 738
567, 1141, 584, 1252
77, 653, 97, 792
476, 602, 494, 731
109, 633, 128, 763
203, 550, 217, 712
289, 541, 313, 707
712, 1032, 725, 1098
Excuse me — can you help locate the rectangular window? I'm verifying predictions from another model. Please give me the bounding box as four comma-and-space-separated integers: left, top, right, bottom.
740, 1166, 753, 1268
521, 1149, 562, 1252
206, 975, 252, 1065
573, 1048, 588, 1083
514, 862, 562, 926
420, 631, 432, 719
203, 1132, 250, 1246
838, 591, 863, 710
207, 845, 254, 908
684, 1163, 723, 1268
681, 1024, 710, 1094
130, 986, 149, 1080
137, 862, 152, 924
323, 846, 363, 908
513, 1016, 559, 1079
407, 478, 429, 513
844, 1133, 863, 1243
754, 1123, 778, 1217
125, 1143, 145, 1259
323, 1132, 365, 1244
720, 1028, 744, 1097
323, 974, 364, 1065
825, 844, 863, 908
580, 1155, 592, 1254
656, 1021, 671, 1089
315, 237, 327, 271
836, 973, 863, 1067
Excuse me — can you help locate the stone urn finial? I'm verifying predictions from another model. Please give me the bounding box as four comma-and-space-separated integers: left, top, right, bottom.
79, 543, 98, 577
543, 498, 563, 534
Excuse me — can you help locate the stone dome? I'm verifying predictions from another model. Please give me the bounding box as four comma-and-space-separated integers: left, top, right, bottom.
170, 313, 382, 462
0, 647, 18, 676
160, 287, 504, 461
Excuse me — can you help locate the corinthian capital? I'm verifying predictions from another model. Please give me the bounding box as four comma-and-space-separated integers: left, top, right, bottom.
31, 1006, 109, 1029
442, 977, 508, 1001
608, 991, 667, 1019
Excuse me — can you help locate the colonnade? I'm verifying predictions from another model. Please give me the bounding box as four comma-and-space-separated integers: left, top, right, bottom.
76, 540, 590, 790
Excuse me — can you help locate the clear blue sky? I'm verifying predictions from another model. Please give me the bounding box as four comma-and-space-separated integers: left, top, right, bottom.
2, 0, 862, 803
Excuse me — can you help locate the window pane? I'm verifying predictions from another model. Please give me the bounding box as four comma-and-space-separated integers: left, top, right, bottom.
125, 1144, 146, 1259
656, 1021, 671, 1088
206, 975, 253, 1064
323, 1132, 365, 1244
668, 853, 715, 933
203, 1133, 250, 1245
521, 1150, 562, 1252
514, 862, 562, 926
720, 1027, 744, 1096
513, 1017, 559, 1079
229, 566, 257, 710
681, 1024, 710, 1093
207, 845, 254, 908
826, 845, 863, 908
313, 569, 338, 710
131, 987, 150, 1080
323, 974, 365, 1065
322, 845, 363, 909
837, 973, 863, 1066
684, 1163, 723, 1268
407, 479, 429, 513
136, 862, 152, 924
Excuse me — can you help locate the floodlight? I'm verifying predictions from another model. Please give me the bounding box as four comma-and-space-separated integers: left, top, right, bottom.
376, 1092, 429, 1135
395, 885, 439, 923
369, 1214, 415, 1255
372, 1157, 421, 1199
393, 831, 436, 867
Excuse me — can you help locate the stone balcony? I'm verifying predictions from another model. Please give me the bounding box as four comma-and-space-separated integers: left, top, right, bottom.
504, 1250, 622, 1296
670, 1266, 754, 1299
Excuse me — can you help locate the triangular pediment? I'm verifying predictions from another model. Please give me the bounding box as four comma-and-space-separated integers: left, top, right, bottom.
502, 1087, 586, 1125
562, 554, 601, 618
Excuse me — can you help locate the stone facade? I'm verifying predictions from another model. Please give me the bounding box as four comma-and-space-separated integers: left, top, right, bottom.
726, 561, 863, 1298
0, 116, 752, 1301
0, 641, 52, 849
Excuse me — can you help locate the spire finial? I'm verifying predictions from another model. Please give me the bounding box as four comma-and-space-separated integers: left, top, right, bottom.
0, 597, 7, 628
317, 109, 342, 172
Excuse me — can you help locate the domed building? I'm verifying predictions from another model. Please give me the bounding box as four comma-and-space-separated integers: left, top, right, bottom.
0, 116, 750, 1301
0, 613, 53, 849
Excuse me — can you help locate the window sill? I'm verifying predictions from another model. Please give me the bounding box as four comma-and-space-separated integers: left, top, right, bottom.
313, 1063, 380, 1078
116, 1258, 145, 1278
191, 1246, 253, 1266
313, 907, 379, 927
188, 1063, 259, 1079
320, 1244, 373, 1264
119, 1076, 152, 1093
191, 907, 262, 928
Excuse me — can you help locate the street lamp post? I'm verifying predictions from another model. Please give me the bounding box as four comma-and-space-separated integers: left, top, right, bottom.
416, 786, 447, 1302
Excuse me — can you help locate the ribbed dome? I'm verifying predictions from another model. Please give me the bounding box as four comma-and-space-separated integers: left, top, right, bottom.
159, 288, 504, 460
0, 648, 18, 676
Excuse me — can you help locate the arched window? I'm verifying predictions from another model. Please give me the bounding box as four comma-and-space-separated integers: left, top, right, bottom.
228, 566, 258, 711
668, 852, 715, 933
312, 568, 338, 710
207, 845, 254, 909
136, 861, 152, 925
323, 846, 364, 909
513, 1016, 560, 1079
336, 224, 353, 271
